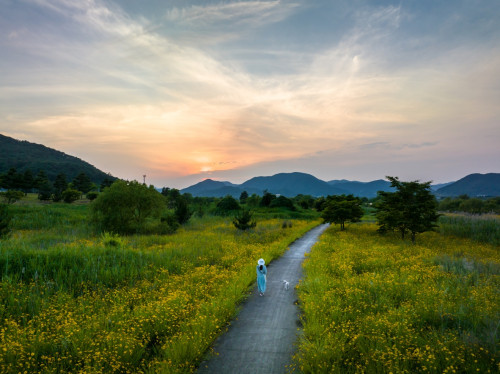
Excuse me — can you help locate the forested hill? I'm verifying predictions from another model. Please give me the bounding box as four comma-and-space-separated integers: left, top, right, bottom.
436, 173, 500, 197
0, 133, 114, 183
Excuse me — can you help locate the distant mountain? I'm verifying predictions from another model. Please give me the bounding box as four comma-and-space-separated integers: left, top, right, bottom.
0, 133, 115, 183
436, 173, 500, 197
181, 179, 261, 198
431, 182, 454, 191
241, 172, 349, 197
328, 179, 394, 198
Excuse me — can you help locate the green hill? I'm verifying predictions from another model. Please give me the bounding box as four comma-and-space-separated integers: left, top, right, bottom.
0, 133, 115, 184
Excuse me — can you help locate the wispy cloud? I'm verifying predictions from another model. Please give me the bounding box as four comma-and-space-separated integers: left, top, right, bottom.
1, 0, 499, 186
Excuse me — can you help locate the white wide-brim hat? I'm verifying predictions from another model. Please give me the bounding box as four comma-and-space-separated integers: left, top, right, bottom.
258, 258, 265, 265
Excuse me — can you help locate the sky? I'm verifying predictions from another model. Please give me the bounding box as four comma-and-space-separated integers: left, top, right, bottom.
1, 0, 499, 189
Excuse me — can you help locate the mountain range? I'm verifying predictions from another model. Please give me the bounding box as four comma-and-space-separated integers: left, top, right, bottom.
1, 133, 498, 198
181, 172, 500, 198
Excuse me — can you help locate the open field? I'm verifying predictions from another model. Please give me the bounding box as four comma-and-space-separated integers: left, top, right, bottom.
0, 203, 319, 373
295, 224, 499, 373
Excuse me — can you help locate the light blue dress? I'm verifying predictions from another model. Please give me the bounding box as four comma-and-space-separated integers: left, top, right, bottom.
257, 265, 267, 293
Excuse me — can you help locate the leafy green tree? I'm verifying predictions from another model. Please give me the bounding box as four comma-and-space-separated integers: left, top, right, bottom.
246, 194, 260, 207
314, 196, 327, 211
260, 191, 276, 207
90, 180, 165, 234
73, 172, 93, 194
0, 190, 24, 204
233, 209, 257, 230
269, 195, 296, 210
174, 195, 192, 225
62, 188, 81, 203
86, 191, 99, 201
375, 176, 439, 243
321, 195, 363, 231
0, 204, 12, 239
215, 195, 241, 215
34, 170, 49, 189
239, 190, 249, 204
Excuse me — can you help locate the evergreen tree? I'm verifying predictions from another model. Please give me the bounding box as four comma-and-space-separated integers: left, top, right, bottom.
22, 169, 35, 193
53, 173, 68, 202
233, 209, 257, 230
73, 172, 93, 193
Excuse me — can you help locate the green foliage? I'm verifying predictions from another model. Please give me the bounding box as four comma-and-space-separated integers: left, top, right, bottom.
101, 231, 124, 248
260, 191, 276, 207
62, 188, 81, 203
376, 176, 439, 243
174, 195, 192, 225
37, 180, 53, 201
90, 180, 165, 234
439, 196, 500, 214
233, 209, 257, 230
0, 190, 24, 204
214, 195, 241, 216
269, 195, 296, 210
86, 191, 99, 201
321, 194, 363, 230
239, 190, 249, 204
0, 204, 12, 239
246, 193, 260, 207
72, 172, 93, 194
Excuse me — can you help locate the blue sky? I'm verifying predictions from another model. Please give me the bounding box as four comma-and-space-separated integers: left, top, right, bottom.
1, 0, 499, 188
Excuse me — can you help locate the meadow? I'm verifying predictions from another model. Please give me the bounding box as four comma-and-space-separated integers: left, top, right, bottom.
294, 222, 499, 373
0, 202, 319, 373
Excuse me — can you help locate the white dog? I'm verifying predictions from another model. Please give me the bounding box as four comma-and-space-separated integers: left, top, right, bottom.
283, 280, 290, 290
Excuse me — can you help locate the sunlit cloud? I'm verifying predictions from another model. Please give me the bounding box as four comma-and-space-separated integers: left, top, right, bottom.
0, 0, 499, 187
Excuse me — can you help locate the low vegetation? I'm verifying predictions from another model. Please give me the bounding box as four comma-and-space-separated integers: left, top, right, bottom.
294, 223, 499, 373
0, 202, 318, 373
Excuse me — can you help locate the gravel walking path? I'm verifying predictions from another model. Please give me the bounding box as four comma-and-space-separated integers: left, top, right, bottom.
197, 223, 330, 374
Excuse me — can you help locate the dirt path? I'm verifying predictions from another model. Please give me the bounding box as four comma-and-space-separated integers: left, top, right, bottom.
197, 223, 330, 374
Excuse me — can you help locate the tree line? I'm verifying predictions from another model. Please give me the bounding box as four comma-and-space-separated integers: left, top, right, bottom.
1, 174, 445, 244
438, 195, 500, 214
0, 167, 114, 202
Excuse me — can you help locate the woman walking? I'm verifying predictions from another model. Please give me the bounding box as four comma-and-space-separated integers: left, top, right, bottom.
256, 258, 267, 296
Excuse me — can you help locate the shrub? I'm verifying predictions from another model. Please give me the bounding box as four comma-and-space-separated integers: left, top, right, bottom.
0, 190, 24, 204
86, 191, 99, 201
214, 195, 240, 216
62, 189, 81, 203
233, 210, 257, 230
90, 180, 165, 234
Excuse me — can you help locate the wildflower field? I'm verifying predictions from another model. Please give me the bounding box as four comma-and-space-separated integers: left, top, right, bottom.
0, 203, 319, 373
295, 222, 499, 373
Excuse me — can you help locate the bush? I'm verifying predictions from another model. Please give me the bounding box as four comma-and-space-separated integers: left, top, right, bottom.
0, 190, 24, 204
214, 195, 240, 216
269, 195, 296, 210
62, 189, 81, 203
86, 191, 99, 201
90, 180, 165, 234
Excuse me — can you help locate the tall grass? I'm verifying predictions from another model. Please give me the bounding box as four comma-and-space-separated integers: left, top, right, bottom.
438, 214, 500, 246
294, 224, 499, 373
0, 203, 320, 373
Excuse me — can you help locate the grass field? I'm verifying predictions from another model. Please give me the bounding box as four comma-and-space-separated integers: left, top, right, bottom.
294, 223, 499, 373
0, 203, 319, 373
